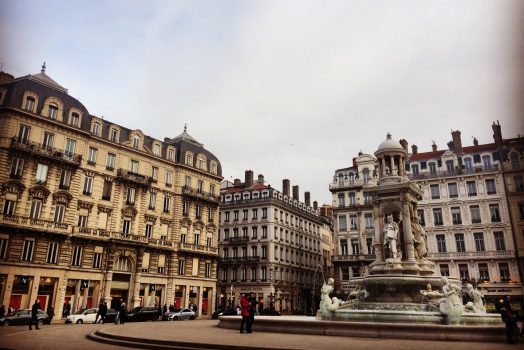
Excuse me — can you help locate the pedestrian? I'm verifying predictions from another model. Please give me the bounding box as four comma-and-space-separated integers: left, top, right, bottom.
500, 307, 518, 344
63, 301, 71, 318
119, 302, 127, 325
95, 300, 104, 324
169, 304, 175, 312
29, 299, 40, 330
247, 292, 258, 333
114, 299, 123, 324
0, 305, 5, 319
47, 306, 55, 323
163, 304, 167, 315
99, 302, 107, 323
192, 303, 198, 317
239, 294, 250, 333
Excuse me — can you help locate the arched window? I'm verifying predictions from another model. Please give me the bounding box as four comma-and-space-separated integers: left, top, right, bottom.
482, 155, 492, 169
510, 153, 519, 170
25, 96, 35, 112
348, 172, 355, 184
70, 113, 80, 127
186, 153, 193, 166
337, 173, 344, 184
133, 135, 140, 149
210, 162, 217, 174
114, 256, 132, 272
362, 168, 370, 183
48, 104, 58, 119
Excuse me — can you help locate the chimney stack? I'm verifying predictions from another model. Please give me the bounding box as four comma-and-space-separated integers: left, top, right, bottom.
304, 191, 311, 207
399, 139, 408, 151
411, 144, 418, 154
283, 179, 290, 196
313, 201, 318, 210
292, 185, 299, 201
473, 137, 478, 146
492, 121, 503, 146
431, 143, 437, 152
245, 170, 254, 188
257, 174, 264, 183
234, 178, 241, 185
352, 157, 357, 167
451, 130, 463, 155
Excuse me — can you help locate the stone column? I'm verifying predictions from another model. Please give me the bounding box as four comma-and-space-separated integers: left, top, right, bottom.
401, 200, 416, 262
381, 157, 386, 177
2, 273, 15, 308
28, 275, 41, 307
103, 249, 115, 304
390, 156, 395, 175
132, 250, 143, 307
373, 207, 383, 262
74, 280, 81, 312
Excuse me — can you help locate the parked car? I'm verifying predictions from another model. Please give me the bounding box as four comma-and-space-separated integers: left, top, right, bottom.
126, 306, 160, 322
102, 308, 117, 323
0, 309, 51, 326
211, 308, 237, 319
162, 308, 195, 321
65, 308, 98, 324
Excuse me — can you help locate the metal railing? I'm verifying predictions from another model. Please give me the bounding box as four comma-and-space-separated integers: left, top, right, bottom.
11, 137, 82, 166
181, 186, 220, 203
116, 168, 153, 187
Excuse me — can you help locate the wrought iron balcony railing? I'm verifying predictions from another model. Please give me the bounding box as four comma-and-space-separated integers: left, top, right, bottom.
182, 186, 220, 203
11, 137, 82, 166
116, 168, 153, 187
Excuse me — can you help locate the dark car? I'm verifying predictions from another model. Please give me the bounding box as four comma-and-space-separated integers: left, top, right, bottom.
0, 309, 51, 326
102, 309, 117, 323
211, 308, 237, 319
126, 306, 160, 322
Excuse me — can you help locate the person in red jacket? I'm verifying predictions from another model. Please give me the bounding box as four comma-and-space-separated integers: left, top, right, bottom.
239, 294, 250, 333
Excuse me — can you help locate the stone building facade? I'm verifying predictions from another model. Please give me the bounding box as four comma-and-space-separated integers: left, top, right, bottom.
0, 67, 222, 318
218, 171, 333, 314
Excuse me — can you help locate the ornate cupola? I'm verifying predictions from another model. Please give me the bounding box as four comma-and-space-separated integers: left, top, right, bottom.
374, 133, 408, 182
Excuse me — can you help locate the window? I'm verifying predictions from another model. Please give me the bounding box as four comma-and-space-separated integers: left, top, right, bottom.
35, 164, 48, 184
145, 224, 153, 238
459, 264, 469, 280
478, 263, 490, 281
340, 239, 348, 255
429, 162, 437, 175
448, 183, 458, 198
454, 233, 465, 253
65, 139, 76, 156
208, 207, 215, 222
351, 239, 359, 255
519, 202, 524, 220
29, 199, 42, 219
92, 122, 101, 136
178, 259, 185, 275
153, 143, 161, 156
364, 213, 373, 229
205, 263, 211, 278
166, 171, 173, 186
21, 240, 35, 261
10, 157, 24, 178
163, 195, 171, 213
350, 215, 358, 230
261, 246, 267, 259
48, 104, 58, 119
430, 184, 440, 199
515, 176, 523, 192
197, 180, 204, 193
133, 136, 140, 149
71, 246, 83, 266
485, 179, 496, 195
0, 238, 8, 259
262, 226, 268, 238
18, 124, 31, 142
70, 113, 80, 127
482, 155, 492, 169
93, 248, 102, 268
125, 187, 136, 205
451, 207, 462, 225
242, 209, 248, 220
411, 164, 419, 175
493, 231, 506, 251
436, 234, 447, 253
25, 96, 35, 111
78, 215, 88, 227
151, 166, 158, 182
3, 198, 16, 215
466, 181, 477, 196
261, 267, 267, 281
130, 160, 139, 173
54, 204, 66, 223
42, 132, 54, 148
233, 210, 239, 221
102, 180, 112, 200
366, 238, 373, 254
470, 205, 481, 224
168, 149, 175, 161
474, 232, 485, 251
122, 218, 132, 234
349, 193, 356, 205
195, 204, 202, 219
87, 147, 97, 165
337, 194, 345, 207
106, 153, 115, 170
489, 204, 501, 222
464, 158, 473, 171
59, 169, 71, 189
417, 209, 425, 226
46, 242, 59, 264
110, 128, 118, 142
499, 263, 511, 281
433, 208, 443, 226
185, 153, 193, 165
148, 192, 156, 210
262, 208, 268, 219
83, 176, 94, 195
440, 264, 450, 276
446, 160, 454, 173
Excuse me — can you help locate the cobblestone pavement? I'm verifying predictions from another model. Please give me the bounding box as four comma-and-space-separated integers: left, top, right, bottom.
0, 319, 518, 350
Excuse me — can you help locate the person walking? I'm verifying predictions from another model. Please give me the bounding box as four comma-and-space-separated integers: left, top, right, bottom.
239, 294, 250, 333
119, 302, 127, 325
47, 306, 55, 324
95, 300, 106, 324
247, 292, 258, 333
0, 305, 5, 319
114, 299, 123, 324
501, 307, 518, 344
29, 299, 40, 330
99, 302, 108, 323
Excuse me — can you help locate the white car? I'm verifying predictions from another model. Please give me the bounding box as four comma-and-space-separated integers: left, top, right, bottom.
65, 308, 99, 324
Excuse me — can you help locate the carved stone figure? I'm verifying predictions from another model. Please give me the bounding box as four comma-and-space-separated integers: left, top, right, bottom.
411, 216, 428, 260
349, 285, 369, 301
319, 278, 345, 316
383, 214, 400, 260
438, 277, 464, 324
464, 284, 486, 313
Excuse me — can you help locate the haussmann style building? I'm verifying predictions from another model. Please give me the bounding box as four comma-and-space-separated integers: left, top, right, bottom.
0, 66, 223, 318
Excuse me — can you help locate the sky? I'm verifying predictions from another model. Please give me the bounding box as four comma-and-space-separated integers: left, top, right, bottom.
1, 0, 523, 205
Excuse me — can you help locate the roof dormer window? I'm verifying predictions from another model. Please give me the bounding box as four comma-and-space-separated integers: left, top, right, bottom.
133, 135, 140, 149
92, 122, 101, 136
185, 153, 193, 166
48, 104, 58, 119
70, 113, 80, 127
110, 128, 119, 142
25, 96, 35, 112
153, 143, 161, 156
210, 162, 217, 174
167, 148, 175, 161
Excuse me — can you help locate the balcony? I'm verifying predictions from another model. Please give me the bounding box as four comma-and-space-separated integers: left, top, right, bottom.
0, 214, 70, 234
332, 254, 375, 262
329, 179, 366, 191
218, 256, 259, 265
182, 186, 220, 204
428, 250, 514, 260
116, 169, 153, 187
11, 137, 82, 166
177, 242, 218, 255
72, 226, 110, 239
333, 202, 373, 211
227, 236, 249, 243
408, 164, 499, 180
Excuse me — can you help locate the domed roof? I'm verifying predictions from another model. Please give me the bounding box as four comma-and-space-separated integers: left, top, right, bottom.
376, 133, 404, 152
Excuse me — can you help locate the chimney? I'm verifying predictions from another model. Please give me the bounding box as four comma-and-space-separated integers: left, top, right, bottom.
244, 170, 254, 188
411, 144, 418, 154
313, 201, 318, 210
257, 174, 264, 184
234, 178, 241, 185
473, 137, 479, 146
451, 130, 463, 154
0, 71, 14, 84
304, 191, 311, 207
492, 121, 503, 146
431, 143, 437, 152
352, 157, 357, 167
399, 139, 408, 151
292, 185, 299, 201
283, 179, 290, 196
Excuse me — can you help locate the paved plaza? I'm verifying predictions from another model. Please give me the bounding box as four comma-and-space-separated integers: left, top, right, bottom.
0, 319, 518, 350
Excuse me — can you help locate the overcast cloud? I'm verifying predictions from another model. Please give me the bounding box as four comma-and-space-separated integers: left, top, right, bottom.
1, 0, 523, 205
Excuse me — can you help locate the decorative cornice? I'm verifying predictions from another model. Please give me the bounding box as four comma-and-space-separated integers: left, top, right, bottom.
28, 185, 50, 202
